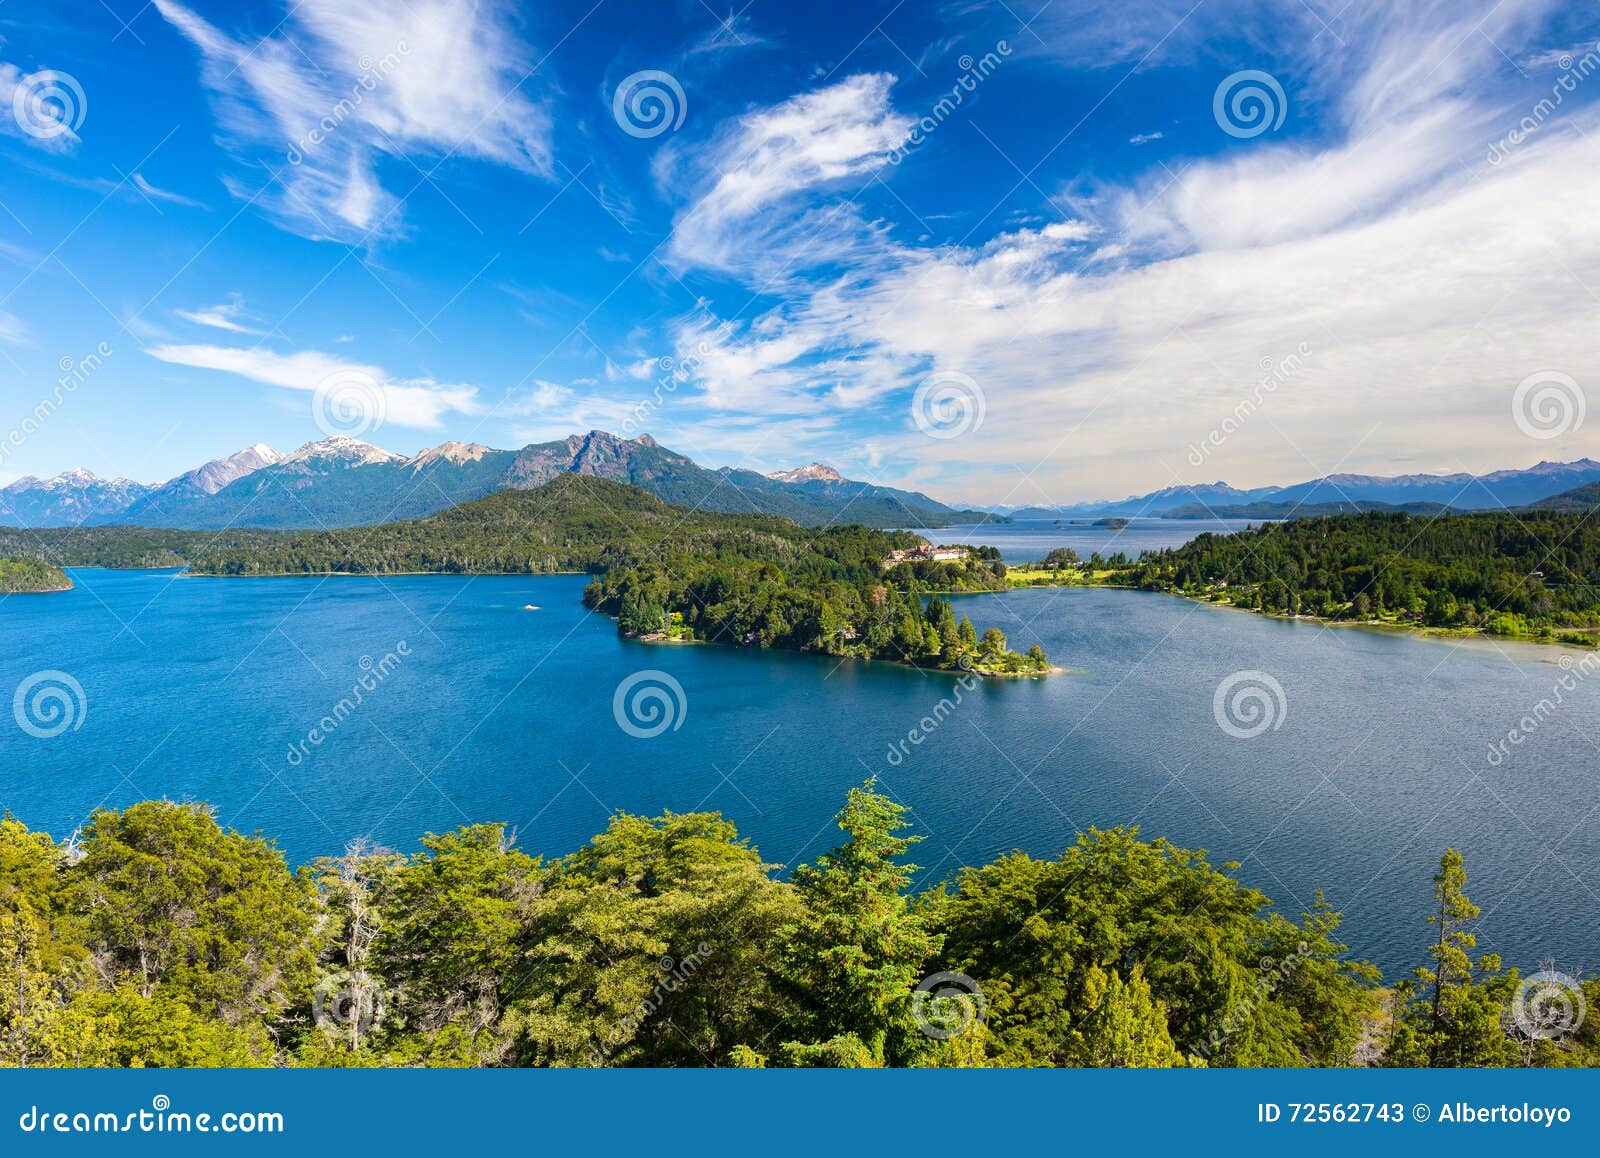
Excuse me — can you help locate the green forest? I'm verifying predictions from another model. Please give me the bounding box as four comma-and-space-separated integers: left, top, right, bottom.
2, 784, 1591, 1068
1117, 510, 1600, 643
585, 534, 1048, 673
0, 557, 70, 593
0, 475, 1048, 674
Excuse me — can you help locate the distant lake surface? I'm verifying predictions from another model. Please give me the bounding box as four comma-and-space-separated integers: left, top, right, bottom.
2, 568, 1596, 977
904, 518, 1268, 564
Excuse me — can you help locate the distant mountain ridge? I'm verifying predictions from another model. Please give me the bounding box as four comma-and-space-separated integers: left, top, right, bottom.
0, 431, 991, 531
1007, 459, 1600, 518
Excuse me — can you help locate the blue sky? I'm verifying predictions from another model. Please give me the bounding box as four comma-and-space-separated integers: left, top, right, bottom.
1, 0, 1598, 505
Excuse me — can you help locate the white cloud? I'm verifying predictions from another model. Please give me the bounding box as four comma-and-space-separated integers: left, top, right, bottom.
131, 172, 205, 208
0, 309, 26, 344
145, 343, 481, 428
0, 58, 86, 153
654, 1, 1600, 503
153, 0, 553, 241
665, 73, 912, 281
175, 295, 266, 335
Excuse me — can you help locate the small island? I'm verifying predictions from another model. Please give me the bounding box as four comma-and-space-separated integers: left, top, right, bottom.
1093, 517, 1130, 529
0, 557, 71, 593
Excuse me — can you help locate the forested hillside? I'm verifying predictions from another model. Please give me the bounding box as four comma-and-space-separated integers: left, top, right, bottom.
3, 785, 1589, 1068
1121, 510, 1600, 640
0, 475, 1046, 672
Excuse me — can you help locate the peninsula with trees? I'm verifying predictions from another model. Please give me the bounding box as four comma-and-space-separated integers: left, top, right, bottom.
0, 474, 1051, 675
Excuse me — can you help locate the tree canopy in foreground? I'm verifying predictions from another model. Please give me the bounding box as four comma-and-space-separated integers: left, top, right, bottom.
3, 785, 1591, 1068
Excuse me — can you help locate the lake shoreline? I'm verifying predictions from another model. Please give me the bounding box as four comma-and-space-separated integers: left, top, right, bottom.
1007, 574, 1600, 653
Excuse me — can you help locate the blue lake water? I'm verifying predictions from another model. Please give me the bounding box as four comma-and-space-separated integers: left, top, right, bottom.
905, 518, 1268, 564
2, 567, 1597, 977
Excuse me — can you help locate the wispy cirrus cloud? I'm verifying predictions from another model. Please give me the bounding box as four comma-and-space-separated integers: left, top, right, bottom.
145, 343, 481, 428
152, 0, 554, 242
174, 295, 266, 336
0, 308, 27, 345
662, 72, 912, 282
653, 0, 1600, 503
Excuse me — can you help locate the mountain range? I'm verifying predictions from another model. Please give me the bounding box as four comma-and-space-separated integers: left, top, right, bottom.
1004, 459, 1600, 518
0, 431, 993, 531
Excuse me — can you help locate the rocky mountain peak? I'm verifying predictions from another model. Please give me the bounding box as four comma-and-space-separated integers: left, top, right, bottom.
768, 462, 844, 484
284, 436, 403, 467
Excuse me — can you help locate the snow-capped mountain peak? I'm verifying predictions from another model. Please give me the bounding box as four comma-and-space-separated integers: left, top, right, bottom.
283, 436, 403, 467
768, 462, 844, 484
168, 444, 283, 494
405, 440, 495, 469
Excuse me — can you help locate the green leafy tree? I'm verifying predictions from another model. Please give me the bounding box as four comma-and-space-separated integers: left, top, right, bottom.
777, 782, 940, 1066
377, 825, 541, 1065
1384, 848, 1516, 1067
69, 803, 318, 1040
